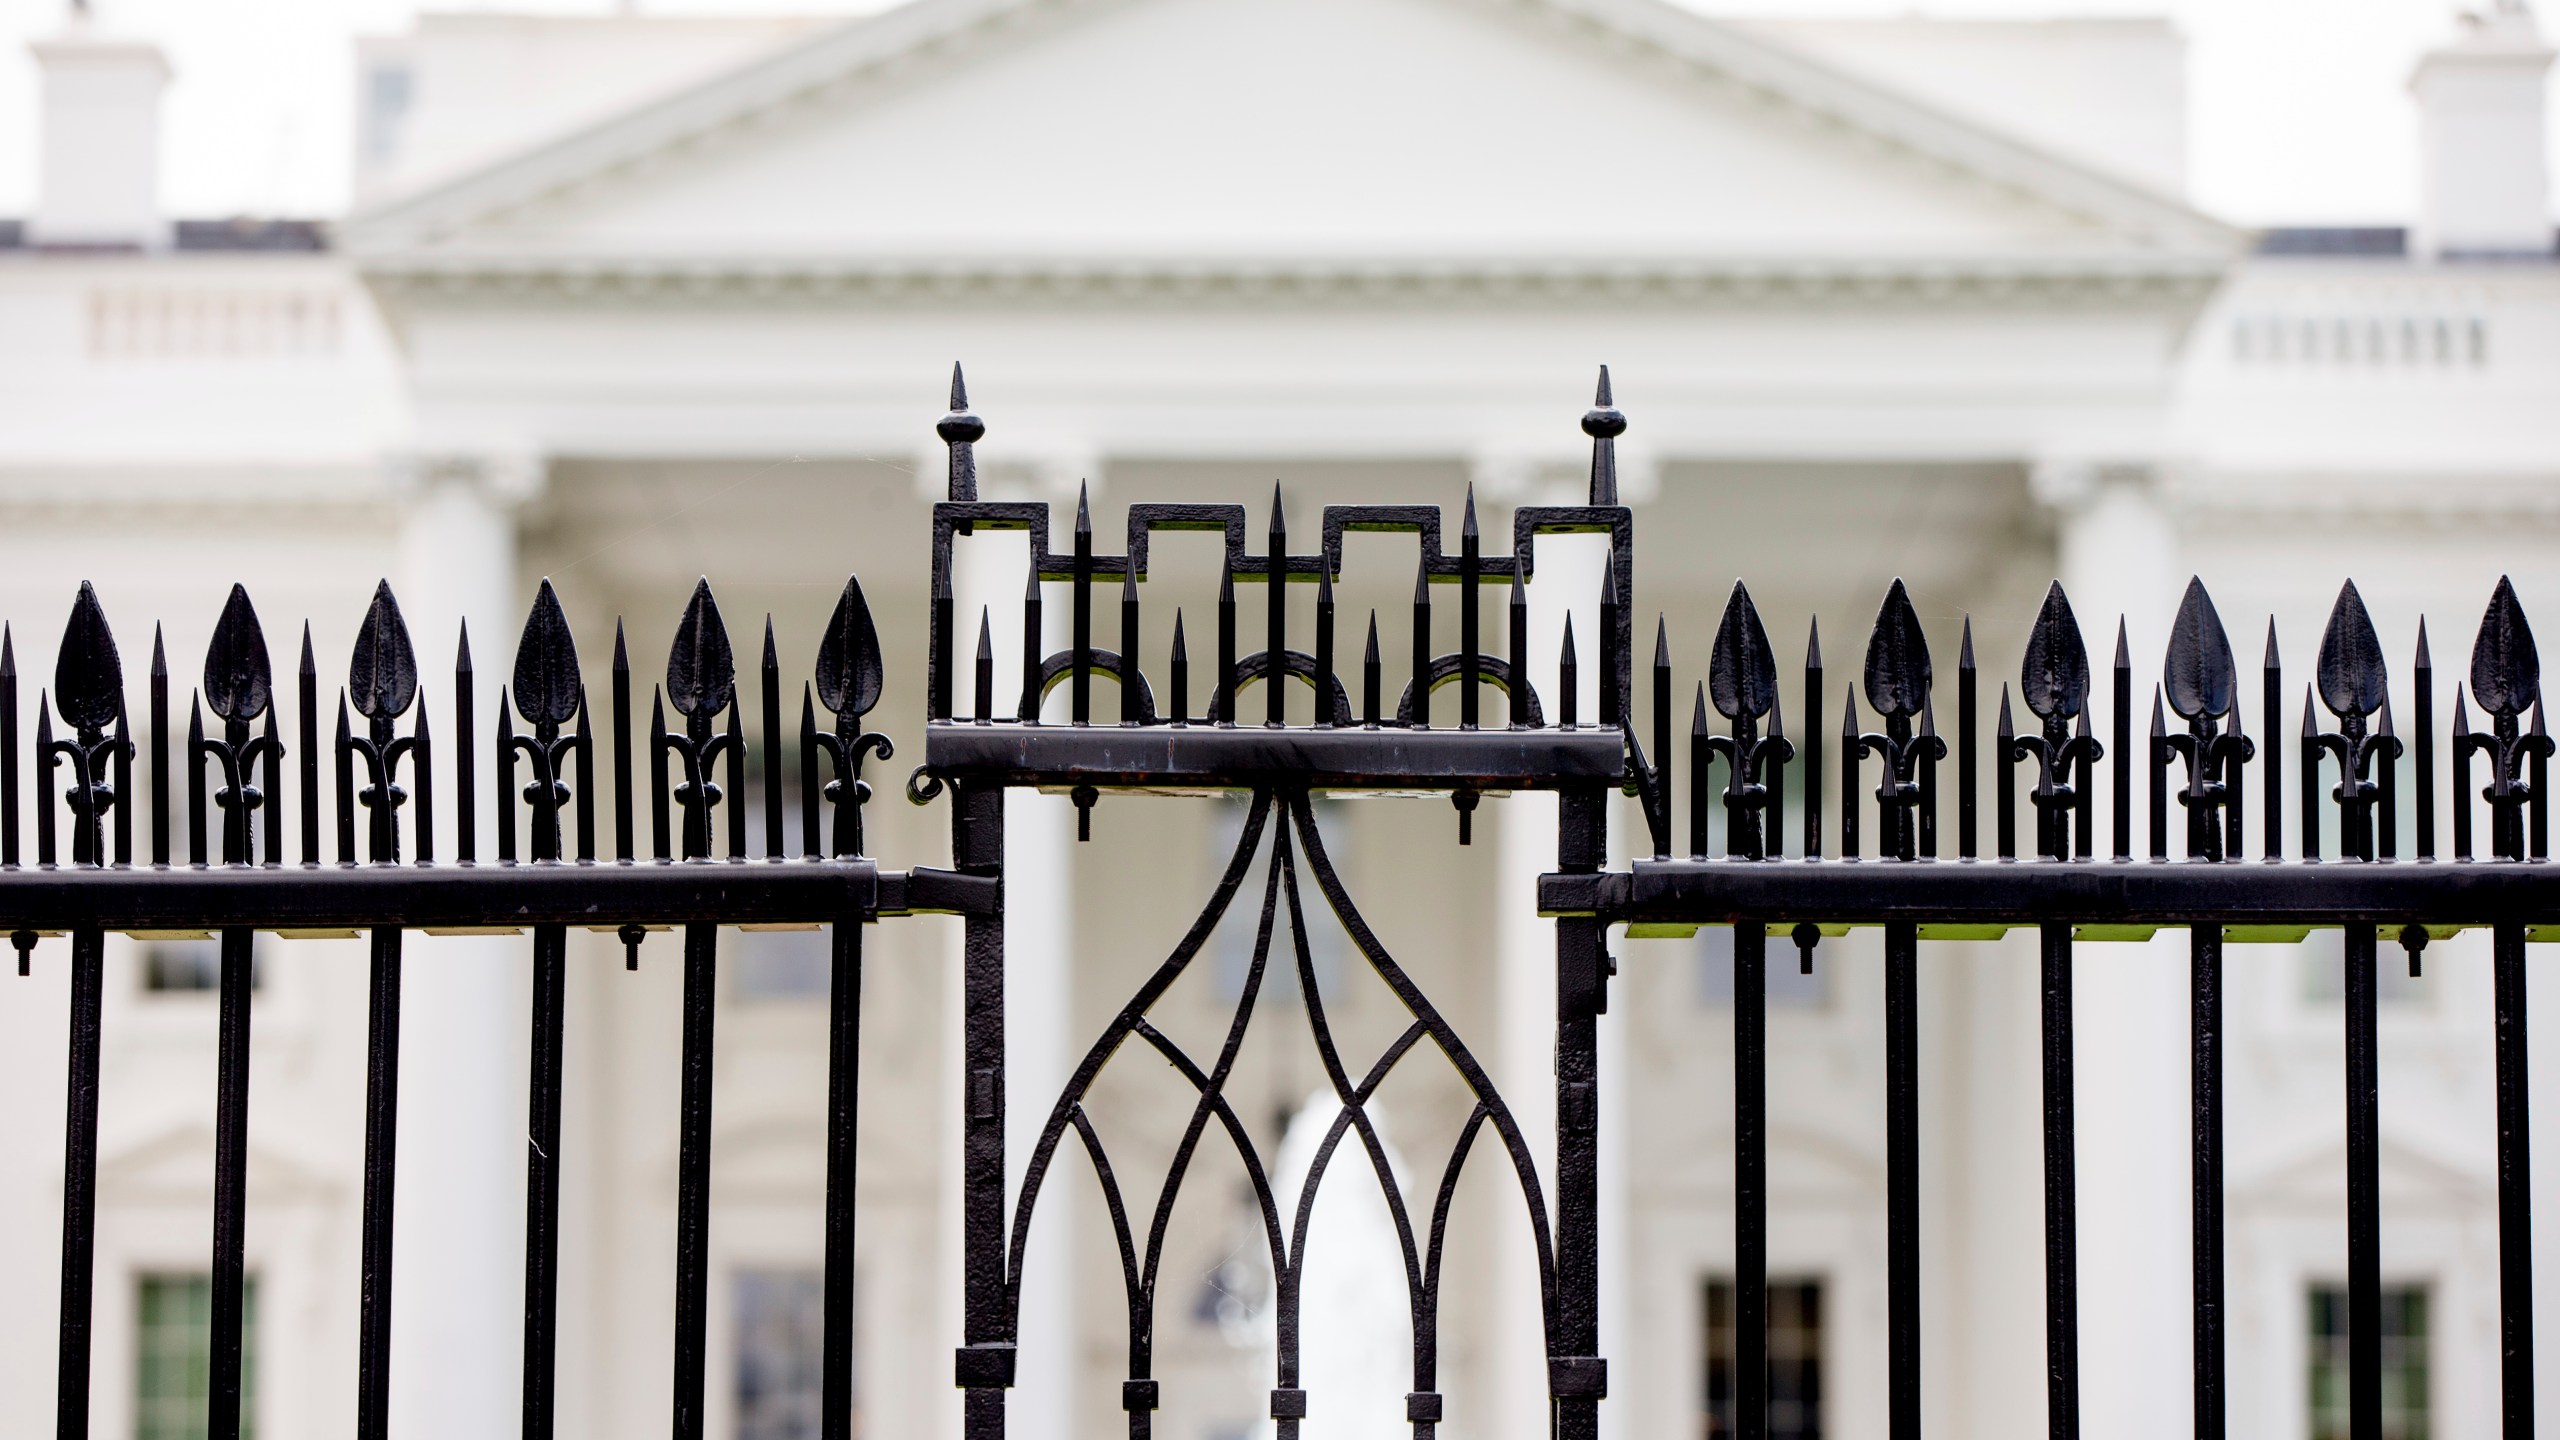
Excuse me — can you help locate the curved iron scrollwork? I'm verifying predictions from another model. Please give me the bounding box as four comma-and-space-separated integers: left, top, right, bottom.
1001, 789, 1558, 1439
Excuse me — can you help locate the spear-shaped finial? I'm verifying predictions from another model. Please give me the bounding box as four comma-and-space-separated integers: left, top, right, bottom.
939, 362, 985, 503
1583, 365, 1626, 507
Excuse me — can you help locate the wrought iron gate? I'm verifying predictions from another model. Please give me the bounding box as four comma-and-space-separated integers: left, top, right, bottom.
0, 366, 2551, 1440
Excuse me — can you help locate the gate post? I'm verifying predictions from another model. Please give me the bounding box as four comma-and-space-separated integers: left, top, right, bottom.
954, 777, 1013, 1439
1552, 781, 1610, 1440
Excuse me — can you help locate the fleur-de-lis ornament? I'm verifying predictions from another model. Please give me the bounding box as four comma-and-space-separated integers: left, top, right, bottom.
2310, 580, 2400, 860
50, 583, 127, 865
509, 580, 584, 861
2458, 576, 2551, 860
813, 574, 894, 858
346, 581, 425, 863
198, 584, 281, 864
1703, 582, 1794, 859
662, 579, 741, 859
1854, 579, 1945, 860
2011, 582, 2105, 860
2160, 578, 2254, 860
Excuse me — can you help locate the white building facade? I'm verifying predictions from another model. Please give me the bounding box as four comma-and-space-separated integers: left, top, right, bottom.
1, 2, 2557, 1438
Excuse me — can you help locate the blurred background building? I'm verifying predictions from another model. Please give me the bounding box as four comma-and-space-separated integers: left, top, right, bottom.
0, 1, 2556, 1438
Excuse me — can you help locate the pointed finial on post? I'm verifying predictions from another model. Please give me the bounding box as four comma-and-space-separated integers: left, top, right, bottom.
1582, 365, 1626, 507
939, 362, 984, 503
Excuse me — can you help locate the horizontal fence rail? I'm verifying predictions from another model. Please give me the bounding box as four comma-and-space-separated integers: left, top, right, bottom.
4, 362, 2552, 1440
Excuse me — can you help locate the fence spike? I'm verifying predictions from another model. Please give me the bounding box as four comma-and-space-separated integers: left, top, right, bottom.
1320, 564, 1340, 729
977, 609, 996, 725
455, 624, 475, 864
2453, 684, 2475, 861
36, 695, 55, 866
613, 623, 633, 863
301, 625, 320, 866
2020, 582, 2089, 723
763, 619, 783, 858
337, 693, 358, 865
1272, 483, 1290, 727
1558, 613, 1579, 730
939, 362, 983, 504
1021, 563, 1044, 724
148, 627, 165, 867
1460, 486, 1478, 730
1, 627, 16, 868
2415, 620, 2436, 860
1583, 364, 1624, 507
1599, 552, 1621, 728
2150, 687, 2169, 861
1804, 618, 1824, 859
1409, 555, 1431, 730
799, 684, 820, 858
1958, 618, 1977, 860
1690, 684, 1711, 859
1073, 483, 1093, 726
2263, 620, 2283, 860
1840, 682, 1860, 860
666, 579, 733, 721
1122, 565, 1141, 726
1170, 609, 1190, 727
1216, 561, 1237, 725
2318, 580, 2388, 721
2112, 618, 2131, 862
1863, 579, 1931, 720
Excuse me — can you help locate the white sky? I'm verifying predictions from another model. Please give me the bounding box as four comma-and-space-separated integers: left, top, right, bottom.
0, 0, 2546, 225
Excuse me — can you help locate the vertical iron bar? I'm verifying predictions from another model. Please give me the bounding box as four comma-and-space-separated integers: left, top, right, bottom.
113, 704, 130, 866
1958, 620, 1976, 859
615, 625, 634, 862
1317, 569, 1337, 727
1840, 686, 1859, 861
822, 915, 864, 1440
413, 698, 433, 864
2378, 703, 2399, 862
672, 917, 720, 1439
356, 923, 403, 1440
2073, 710, 2094, 861
975, 614, 996, 728
1919, 700, 1939, 859
2192, 924, 2225, 1440
764, 621, 783, 856
2455, 690, 2475, 861
651, 690, 670, 861
521, 921, 567, 1440
724, 702, 745, 860
1362, 614, 1380, 728
2416, 624, 2435, 860
1170, 612, 1190, 727
2151, 692, 2170, 860
1652, 620, 1671, 859
2494, 919, 2534, 1439
956, 777, 1008, 1440
208, 713, 254, 1440
1121, 570, 1141, 726
1598, 556, 1620, 730
2264, 625, 2283, 860
455, 627, 475, 864
337, 701, 357, 865
1509, 561, 1529, 730
1767, 691, 1788, 859
262, 711, 282, 868
1, 629, 16, 867
1460, 491, 1479, 729
2345, 920, 2382, 1440
1021, 566, 1042, 725
1689, 690, 1709, 860
2531, 700, 2547, 859
2300, 688, 2321, 862
2041, 922, 2080, 1440
801, 688, 822, 856
187, 699, 205, 865
497, 689, 517, 864
150, 630, 167, 866
1410, 558, 1430, 730
932, 564, 954, 723
1886, 920, 1920, 1440
1998, 688, 2017, 861
1736, 922, 1767, 1440
1219, 567, 1237, 726
1271, 486, 1289, 727
1804, 623, 1823, 859
1554, 781, 1607, 1440
2112, 622, 2130, 861
37, 700, 58, 867
55, 928, 104, 1440
301, 627, 319, 864
1558, 616, 1578, 730
1072, 489, 1093, 726
577, 691, 597, 864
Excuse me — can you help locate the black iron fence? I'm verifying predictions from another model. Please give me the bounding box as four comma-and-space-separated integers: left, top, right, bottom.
1, 365, 2549, 1440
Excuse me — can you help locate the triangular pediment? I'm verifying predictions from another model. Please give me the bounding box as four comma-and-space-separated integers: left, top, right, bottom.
349, 0, 2235, 277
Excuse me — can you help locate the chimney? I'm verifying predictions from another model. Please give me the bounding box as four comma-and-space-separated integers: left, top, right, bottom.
27, 4, 171, 250
2411, 2, 2555, 260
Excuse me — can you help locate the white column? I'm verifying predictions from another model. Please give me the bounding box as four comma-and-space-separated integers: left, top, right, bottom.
947, 509, 1076, 1440
1494, 491, 1614, 1440
2037, 460, 2187, 1440
386, 455, 533, 1440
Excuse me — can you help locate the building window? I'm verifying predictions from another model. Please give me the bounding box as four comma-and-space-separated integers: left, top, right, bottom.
1699, 927, 1825, 1009
735, 1268, 833, 1440
136, 1273, 254, 1440
2301, 929, 2425, 1008
141, 940, 260, 995
1703, 1276, 1822, 1440
2308, 1284, 2428, 1440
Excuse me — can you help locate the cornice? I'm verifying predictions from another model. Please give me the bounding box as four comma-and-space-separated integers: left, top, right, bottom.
345, 0, 2240, 263
355, 252, 2229, 309
2166, 467, 2560, 525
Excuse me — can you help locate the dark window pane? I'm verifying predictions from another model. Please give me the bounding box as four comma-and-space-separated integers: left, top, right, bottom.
142, 940, 260, 995
736, 1268, 831, 1440
1703, 1276, 1822, 1440
136, 1273, 254, 1440
2308, 1283, 2428, 1440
